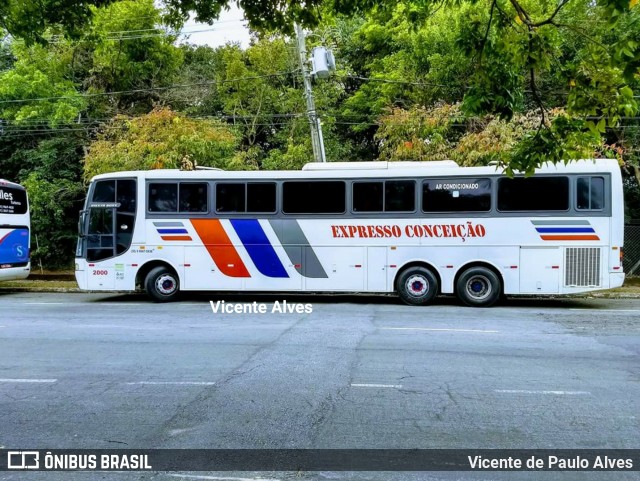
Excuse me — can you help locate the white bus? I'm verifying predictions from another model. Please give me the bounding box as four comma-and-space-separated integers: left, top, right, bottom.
75, 159, 624, 306
0, 179, 30, 281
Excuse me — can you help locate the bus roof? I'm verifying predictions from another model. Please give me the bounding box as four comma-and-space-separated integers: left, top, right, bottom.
0, 179, 26, 190
90, 158, 621, 182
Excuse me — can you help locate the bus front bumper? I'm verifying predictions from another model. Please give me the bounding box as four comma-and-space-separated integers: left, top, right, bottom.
75, 260, 88, 290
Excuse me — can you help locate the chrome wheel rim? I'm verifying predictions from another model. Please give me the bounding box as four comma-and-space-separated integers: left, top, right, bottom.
406, 274, 429, 297
155, 274, 177, 295
466, 275, 491, 300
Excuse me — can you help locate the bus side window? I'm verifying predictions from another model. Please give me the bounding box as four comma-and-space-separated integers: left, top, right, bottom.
283, 181, 345, 214
149, 183, 178, 212
385, 180, 415, 212
422, 178, 491, 212
247, 183, 276, 213
497, 177, 569, 212
353, 182, 383, 212
179, 183, 208, 212
217, 183, 245, 213
577, 177, 604, 210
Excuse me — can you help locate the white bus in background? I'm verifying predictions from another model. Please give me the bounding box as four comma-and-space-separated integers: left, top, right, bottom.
0, 179, 30, 281
75, 159, 624, 306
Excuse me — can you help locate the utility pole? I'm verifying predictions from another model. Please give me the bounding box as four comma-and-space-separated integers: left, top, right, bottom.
294, 23, 326, 162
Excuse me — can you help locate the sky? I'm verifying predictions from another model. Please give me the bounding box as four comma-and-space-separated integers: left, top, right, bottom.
177, 4, 251, 49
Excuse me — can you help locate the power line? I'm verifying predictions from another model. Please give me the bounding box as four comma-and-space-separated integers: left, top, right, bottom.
0, 113, 306, 130
0, 70, 298, 105
1, 112, 304, 123
337, 74, 451, 89
101, 19, 247, 35
39, 25, 248, 44
0, 121, 297, 138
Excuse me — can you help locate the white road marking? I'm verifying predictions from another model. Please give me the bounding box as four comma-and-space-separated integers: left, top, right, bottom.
351, 383, 402, 388
0, 323, 171, 330
569, 309, 640, 312
168, 475, 280, 481
380, 327, 499, 333
22, 302, 149, 306
168, 427, 198, 437
125, 381, 216, 386
0, 378, 57, 383
18, 302, 205, 306
495, 389, 590, 395
68, 324, 171, 330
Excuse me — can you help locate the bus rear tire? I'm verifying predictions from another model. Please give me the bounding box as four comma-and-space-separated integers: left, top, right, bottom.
396, 267, 439, 306
456, 266, 501, 307
145, 266, 180, 302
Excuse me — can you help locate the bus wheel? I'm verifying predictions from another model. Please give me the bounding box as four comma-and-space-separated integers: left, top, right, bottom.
456, 267, 501, 307
396, 267, 439, 306
145, 266, 180, 302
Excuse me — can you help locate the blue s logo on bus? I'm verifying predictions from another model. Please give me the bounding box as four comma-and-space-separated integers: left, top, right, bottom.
13, 244, 28, 261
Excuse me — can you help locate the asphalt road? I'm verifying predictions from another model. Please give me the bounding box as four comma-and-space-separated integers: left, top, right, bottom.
0, 292, 638, 481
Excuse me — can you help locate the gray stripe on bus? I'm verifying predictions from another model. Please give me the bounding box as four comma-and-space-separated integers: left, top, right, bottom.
531, 220, 591, 226
268, 219, 328, 279
152, 221, 184, 227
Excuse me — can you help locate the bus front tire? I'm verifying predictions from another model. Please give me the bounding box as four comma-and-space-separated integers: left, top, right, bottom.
456, 266, 501, 307
396, 267, 439, 306
145, 266, 180, 302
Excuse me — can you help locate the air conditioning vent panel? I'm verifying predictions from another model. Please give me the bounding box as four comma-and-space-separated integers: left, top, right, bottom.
565, 247, 601, 287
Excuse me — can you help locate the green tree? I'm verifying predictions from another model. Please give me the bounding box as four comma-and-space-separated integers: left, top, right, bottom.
0, 0, 113, 44
0, 38, 86, 126
22, 172, 85, 268
83, 108, 241, 179
84, 0, 184, 115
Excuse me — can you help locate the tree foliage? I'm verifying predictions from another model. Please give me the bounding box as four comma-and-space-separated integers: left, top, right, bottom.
0, 0, 112, 44
0, 39, 86, 125
84, 108, 241, 179
22, 172, 85, 268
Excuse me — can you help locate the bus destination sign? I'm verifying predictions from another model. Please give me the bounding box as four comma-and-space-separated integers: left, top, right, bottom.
0, 187, 27, 215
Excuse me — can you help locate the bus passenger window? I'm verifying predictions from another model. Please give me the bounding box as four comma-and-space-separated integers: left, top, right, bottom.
498, 177, 568, 211
385, 180, 415, 212
353, 182, 383, 212
577, 177, 604, 210
216, 183, 245, 213
247, 183, 276, 213
283, 181, 345, 214
148, 183, 178, 212
179, 183, 208, 212
423, 178, 491, 212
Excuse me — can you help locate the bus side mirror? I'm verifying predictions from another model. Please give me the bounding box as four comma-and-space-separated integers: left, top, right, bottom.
78, 210, 86, 237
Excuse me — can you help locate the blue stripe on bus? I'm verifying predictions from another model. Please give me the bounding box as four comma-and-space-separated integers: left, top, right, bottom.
230, 219, 289, 278
157, 228, 189, 234
0, 228, 30, 264
535, 227, 595, 233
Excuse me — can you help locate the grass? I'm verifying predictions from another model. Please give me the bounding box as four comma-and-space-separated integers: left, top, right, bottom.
0, 279, 79, 290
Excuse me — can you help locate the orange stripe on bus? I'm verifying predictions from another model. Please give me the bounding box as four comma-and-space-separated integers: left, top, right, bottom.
540, 235, 600, 241
190, 219, 250, 278
161, 235, 192, 241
